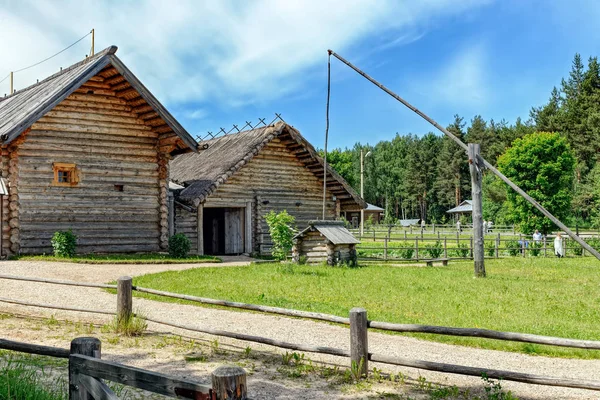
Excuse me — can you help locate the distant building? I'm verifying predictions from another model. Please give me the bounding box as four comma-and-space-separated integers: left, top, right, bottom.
446, 200, 473, 221
343, 203, 384, 228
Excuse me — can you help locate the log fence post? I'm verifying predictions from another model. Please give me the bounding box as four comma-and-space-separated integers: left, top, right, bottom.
469, 237, 473, 259
349, 308, 368, 379
69, 337, 101, 400
543, 236, 547, 257
212, 366, 247, 400
444, 237, 447, 259
117, 276, 133, 325
404, 230, 407, 239
415, 237, 419, 260
433, 223, 436, 233
495, 234, 500, 258
456, 231, 459, 245
383, 238, 388, 261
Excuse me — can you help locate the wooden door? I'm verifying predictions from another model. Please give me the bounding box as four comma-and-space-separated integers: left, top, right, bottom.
224, 208, 244, 254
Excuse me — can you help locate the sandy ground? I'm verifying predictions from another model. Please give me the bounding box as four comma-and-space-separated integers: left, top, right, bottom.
0, 259, 599, 399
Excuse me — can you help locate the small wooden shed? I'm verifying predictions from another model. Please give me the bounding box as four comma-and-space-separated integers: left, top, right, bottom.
292, 221, 359, 266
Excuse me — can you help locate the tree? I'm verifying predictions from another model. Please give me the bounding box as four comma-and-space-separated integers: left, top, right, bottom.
265, 210, 296, 260
497, 132, 575, 234
321, 148, 356, 188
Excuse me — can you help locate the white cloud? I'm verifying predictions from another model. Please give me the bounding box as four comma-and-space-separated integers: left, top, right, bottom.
410, 43, 489, 108
0, 0, 492, 106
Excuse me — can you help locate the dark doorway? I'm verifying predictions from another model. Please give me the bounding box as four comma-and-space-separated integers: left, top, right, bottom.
203, 207, 245, 255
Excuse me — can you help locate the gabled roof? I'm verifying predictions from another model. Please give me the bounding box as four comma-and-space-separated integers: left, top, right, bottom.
365, 203, 384, 211
0, 46, 197, 151
294, 220, 360, 245
447, 200, 473, 214
170, 122, 367, 209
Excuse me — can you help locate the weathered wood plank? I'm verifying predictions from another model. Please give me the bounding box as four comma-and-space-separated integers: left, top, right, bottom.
0, 338, 70, 358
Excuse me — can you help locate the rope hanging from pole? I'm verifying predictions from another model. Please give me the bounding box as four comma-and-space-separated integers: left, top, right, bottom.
322, 51, 332, 220
326, 49, 600, 261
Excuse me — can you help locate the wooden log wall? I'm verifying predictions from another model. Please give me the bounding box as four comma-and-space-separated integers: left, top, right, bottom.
4, 77, 172, 254
299, 231, 328, 263
174, 203, 198, 254
204, 138, 338, 254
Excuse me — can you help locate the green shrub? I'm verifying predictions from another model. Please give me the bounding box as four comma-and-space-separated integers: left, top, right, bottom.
506, 240, 520, 256
51, 230, 77, 257
265, 210, 296, 261
570, 240, 583, 256
168, 233, 191, 258
451, 242, 469, 258
485, 240, 496, 257
586, 238, 600, 251
425, 241, 443, 258
530, 241, 543, 257
390, 242, 414, 259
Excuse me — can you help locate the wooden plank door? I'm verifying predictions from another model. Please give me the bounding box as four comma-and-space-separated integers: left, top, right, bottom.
224, 208, 244, 254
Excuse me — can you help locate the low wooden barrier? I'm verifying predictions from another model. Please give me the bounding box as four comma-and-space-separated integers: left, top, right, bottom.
1, 336, 247, 400
1, 273, 599, 393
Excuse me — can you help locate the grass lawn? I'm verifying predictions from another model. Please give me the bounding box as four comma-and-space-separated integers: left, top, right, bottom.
131, 258, 600, 358
14, 253, 221, 264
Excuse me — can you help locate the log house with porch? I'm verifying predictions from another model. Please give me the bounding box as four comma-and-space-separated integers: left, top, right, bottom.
170, 122, 365, 255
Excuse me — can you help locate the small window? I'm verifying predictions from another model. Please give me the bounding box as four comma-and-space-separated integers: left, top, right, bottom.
53, 163, 78, 186
114, 184, 124, 192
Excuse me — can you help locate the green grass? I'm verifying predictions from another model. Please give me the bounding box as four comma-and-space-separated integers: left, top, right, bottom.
0, 354, 67, 400
13, 253, 221, 264
131, 258, 600, 358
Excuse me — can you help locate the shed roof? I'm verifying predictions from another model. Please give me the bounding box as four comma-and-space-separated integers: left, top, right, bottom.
446, 200, 473, 214
365, 203, 384, 211
294, 220, 360, 245
0, 46, 197, 152
170, 122, 366, 209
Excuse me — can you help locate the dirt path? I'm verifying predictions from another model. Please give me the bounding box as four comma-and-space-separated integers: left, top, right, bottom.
0, 260, 598, 399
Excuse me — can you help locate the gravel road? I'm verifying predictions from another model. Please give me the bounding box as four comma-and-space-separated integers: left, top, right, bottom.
0, 259, 598, 399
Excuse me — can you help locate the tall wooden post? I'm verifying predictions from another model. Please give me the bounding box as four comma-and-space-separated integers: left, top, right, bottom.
69, 337, 101, 400
349, 308, 368, 378
117, 276, 133, 324
212, 366, 247, 400
468, 143, 485, 278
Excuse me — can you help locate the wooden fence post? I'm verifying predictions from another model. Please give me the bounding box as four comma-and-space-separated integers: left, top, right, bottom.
433, 223, 436, 233
212, 366, 247, 400
544, 236, 547, 257
117, 276, 133, 324
469, 237, 473, 259
456, 231, 459, 245
69, 337, 101, 400
495, 234, 500, 258
444, 237, 447, 259
404, 230, 407, 239
384, 238, 388, 261
410, 225, 413, 235
349, 308, 368, 379
415, 238, 419, 260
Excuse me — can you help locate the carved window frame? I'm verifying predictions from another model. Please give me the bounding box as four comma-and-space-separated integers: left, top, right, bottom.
52, 162, 79, 187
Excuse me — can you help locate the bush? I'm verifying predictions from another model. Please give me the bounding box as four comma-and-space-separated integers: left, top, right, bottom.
168, 233, 191, 258
506, 240, 520, 256
51, 230, 77, 257
586, 238, 600, 251
451, 242, 469, 258
390, 242, 414, 259
530, 241, 543, 257
425, 241, 443, 258
265, 210, 296, 261
485, 240, 496, 257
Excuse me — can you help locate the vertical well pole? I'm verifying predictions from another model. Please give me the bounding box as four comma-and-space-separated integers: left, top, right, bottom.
349, 308, 368, 379
212, 366, 247, 400
117, 276, 133, 325
468, 143, 485, 278
90, 29, 95, 56
69, 337, 101, 400
360, 149, 365, 237
9, 71, 13, 94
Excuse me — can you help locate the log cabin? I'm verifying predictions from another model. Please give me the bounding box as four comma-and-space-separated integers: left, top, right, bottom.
0, 46, 198, 256
170, 122, 366, 256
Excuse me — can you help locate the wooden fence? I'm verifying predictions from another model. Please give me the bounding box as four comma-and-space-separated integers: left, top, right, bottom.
1, 273, 600, 393
355, 233, 600, 262
0, 336, 247, 400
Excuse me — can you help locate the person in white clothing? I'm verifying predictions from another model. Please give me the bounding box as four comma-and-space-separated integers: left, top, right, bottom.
533, 229, 542, 242
554, 233, 564, 258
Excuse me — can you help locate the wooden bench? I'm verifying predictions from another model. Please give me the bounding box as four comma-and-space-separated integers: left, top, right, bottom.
424, 258, 449, 267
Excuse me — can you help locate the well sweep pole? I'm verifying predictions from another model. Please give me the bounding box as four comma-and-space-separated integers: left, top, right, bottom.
327, 49, 600, 261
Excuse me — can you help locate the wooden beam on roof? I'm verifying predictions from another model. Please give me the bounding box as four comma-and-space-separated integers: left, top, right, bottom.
154, 125, 173, 134
88, 76, 105, 82
104, 75, 125, 85
127, 98, 147, 107
145, 117, 164, 125
111, 82, 131, 92
99, 67, 118, 78
115, 88, 138, 98
132, 105, 154, 114
138, 111, 158, 120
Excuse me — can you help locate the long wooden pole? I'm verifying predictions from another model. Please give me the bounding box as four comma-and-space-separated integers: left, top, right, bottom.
360, 149, 364, 236
322, 53, 331, 220
327, 49, 600, 261
469, 143, 485, 277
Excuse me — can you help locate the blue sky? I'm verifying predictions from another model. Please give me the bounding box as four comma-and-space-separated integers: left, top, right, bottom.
1, 0, 599, 149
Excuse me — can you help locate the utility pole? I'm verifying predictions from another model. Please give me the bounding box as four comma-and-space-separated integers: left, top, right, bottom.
90, 29, 95, 56
469, 143, 485, 277
360, 149, 371, 237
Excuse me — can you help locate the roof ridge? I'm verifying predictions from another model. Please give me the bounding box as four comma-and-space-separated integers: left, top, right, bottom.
0, 45, 118, 103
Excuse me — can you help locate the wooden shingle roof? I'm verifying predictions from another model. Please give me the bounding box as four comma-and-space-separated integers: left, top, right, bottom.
170, 122, 367, 209
0, 46, 197, 151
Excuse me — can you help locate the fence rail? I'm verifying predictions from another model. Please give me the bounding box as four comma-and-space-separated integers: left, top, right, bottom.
1, 336, 247, 400
1, 273, 599, 393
